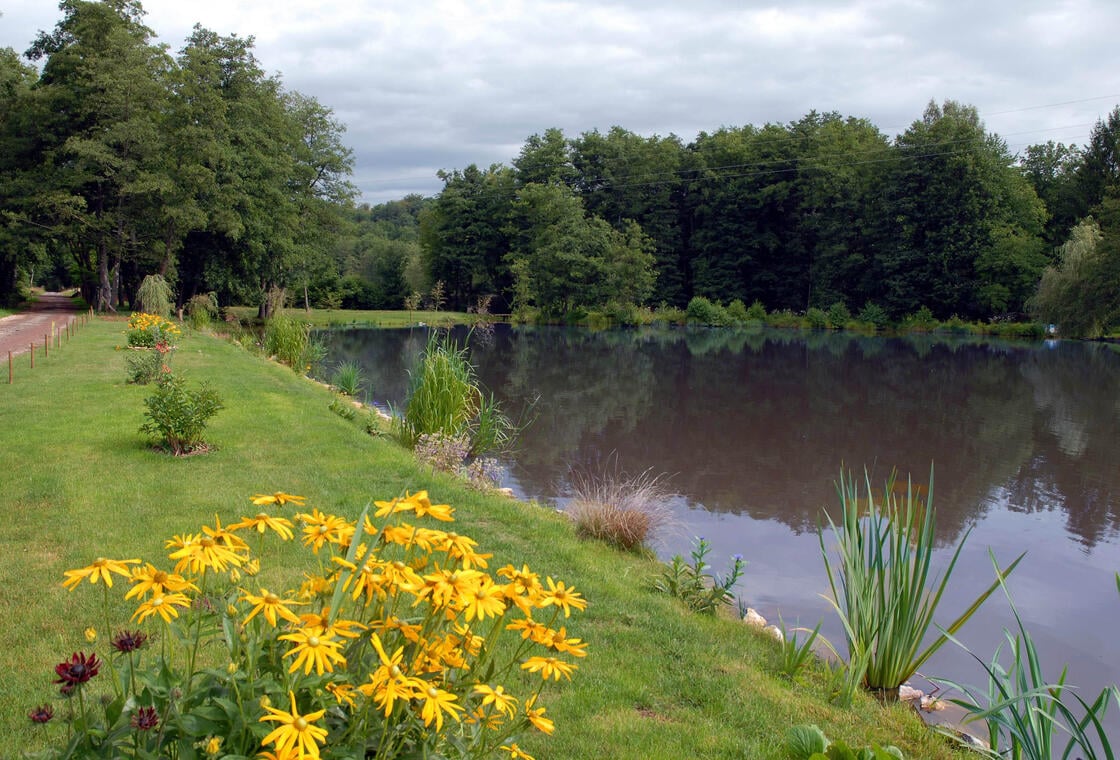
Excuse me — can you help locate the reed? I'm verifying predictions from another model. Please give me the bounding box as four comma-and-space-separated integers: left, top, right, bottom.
331, 359, 365, 397
819, 468, 1023, 695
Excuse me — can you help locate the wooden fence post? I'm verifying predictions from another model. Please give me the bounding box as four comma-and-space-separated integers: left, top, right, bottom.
8, 351, 11, 384
30, 343, 34, 368
44, 334, 49, 357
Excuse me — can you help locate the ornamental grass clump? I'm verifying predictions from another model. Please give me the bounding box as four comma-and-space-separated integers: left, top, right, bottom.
37, 490, 587, 759
566, 464, 674, 552
819, 468, 1024, 697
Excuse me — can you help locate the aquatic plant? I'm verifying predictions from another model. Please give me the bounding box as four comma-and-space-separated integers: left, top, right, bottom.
331, 359, 365, 396
819, 468, 1023, 695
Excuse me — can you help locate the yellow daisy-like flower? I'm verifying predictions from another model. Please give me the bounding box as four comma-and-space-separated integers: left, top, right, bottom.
62, 557, 141, 590
474, 684, 518, 717
408, 490, 455, 522
229, 512, 295, 541
240, 588, 304, 627
203, 515, 249, 550
83, 627, 97, 643
524, 696, 555, 735
419, 684, 464, 731
539, 577, 587, 617
500, 743, 536, 760
546, 626, 589, 658
297, 509, 353, 553
259, 691, 328, 760
132, 592, 192, 624
521, 655, 577, 681
251, 492, 306, 507
459, 576, 507, 621
325, 681, 358, 709
125, 564, 198, 600
167, 533, 245, 574
279, 626, 347, 675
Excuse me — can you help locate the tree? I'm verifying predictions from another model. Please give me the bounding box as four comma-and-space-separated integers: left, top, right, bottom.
1020, 140, 1082, 246
0, 46, 41, 302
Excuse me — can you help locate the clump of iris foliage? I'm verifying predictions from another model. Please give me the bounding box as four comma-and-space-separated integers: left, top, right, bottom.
32, 490, 585, 759
394, 332, 513, 457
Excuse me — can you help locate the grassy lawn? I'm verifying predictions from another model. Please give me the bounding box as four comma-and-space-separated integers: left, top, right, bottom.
225, 305, 476, 328
0, 318, 972, 759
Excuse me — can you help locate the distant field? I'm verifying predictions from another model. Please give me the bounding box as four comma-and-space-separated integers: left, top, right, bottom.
225, 306, 476, 328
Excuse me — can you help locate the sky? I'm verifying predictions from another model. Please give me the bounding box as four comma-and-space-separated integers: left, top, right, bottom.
3, 0, 1120, 204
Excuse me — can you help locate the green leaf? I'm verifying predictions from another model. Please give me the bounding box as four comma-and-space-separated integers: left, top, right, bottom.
787, 724, 830, 758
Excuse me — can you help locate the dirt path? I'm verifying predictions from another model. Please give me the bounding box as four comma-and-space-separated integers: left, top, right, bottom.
0, 293, 83, 357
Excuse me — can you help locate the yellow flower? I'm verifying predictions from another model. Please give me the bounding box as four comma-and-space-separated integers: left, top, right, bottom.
279, 626, 347, 675
125, 564, 198, 600
62, 557, 141, 590
419, 684, 464, 731
474, 684, 518, 717
408, 490, 455, 522
251, 492, 307, 507
500, 744, 536, 760
229, 512, 295, 541
168, 533, 245, 574
132, 592, 192, 624
325, 681, 357, 708
459, 576, 507, 621
259, 691, 328, 760
547, 626, 589, 658
84, 627, 97, 643
521, 655, 577, 681
524, 695, 555, 735
297, 509, 353, 552
240, 588, 304, 627
539, 577, 587, 617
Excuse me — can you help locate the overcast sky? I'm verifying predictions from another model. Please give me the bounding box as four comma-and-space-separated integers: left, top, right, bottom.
4, 0, 1120, 204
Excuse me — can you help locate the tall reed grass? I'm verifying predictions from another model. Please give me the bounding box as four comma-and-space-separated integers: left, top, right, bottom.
820, 468, 1023, 696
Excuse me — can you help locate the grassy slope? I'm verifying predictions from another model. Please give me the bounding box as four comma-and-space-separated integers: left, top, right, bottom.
225, 305, 473, 328
0, 319, 970, 760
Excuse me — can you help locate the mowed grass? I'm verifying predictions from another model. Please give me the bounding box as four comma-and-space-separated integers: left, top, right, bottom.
0, 318, 971, 760
226, 305, 474, 328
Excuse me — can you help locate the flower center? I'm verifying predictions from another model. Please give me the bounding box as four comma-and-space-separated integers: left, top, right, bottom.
264, 592, 280, 604
152, 596, 164, 606
295, 717, 308, 731
308, 636, 320, 647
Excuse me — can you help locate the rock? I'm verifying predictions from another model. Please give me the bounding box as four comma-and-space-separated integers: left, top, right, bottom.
496, 487, 514, 498
898, 685, 923, 702
764, 624, 784, 643
920, 695, 946, 712
742, 608, 767, 629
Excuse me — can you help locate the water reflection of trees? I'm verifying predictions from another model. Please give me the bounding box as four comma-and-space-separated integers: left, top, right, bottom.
319, 326, 1120, 549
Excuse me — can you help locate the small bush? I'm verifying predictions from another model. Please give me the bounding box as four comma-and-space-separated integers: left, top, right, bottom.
566, 465, 674, 552
185, 292, 218, 330
135, 274, 173, 317
331, 360, 365, 396
126, 312, 180, 348
826, 301, 851, 329
651, 537, 745, 614
746, 299, 767, 321
901, 305, 938, 332
856, 301, 890, 330
686, 296, 728, 326
124, 342, 173, 385
726, 299, 749, 324
415, 431, 471, 473
765, 309, 802, 328
806, 307, 829, 330
139, 373, 223, 455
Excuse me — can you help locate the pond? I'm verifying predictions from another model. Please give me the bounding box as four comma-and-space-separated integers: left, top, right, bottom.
318, 323, 1120, 732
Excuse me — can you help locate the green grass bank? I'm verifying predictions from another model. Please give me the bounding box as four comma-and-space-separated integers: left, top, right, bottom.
0, 317, 971, 759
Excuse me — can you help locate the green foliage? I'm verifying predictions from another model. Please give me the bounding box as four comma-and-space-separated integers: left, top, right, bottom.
685, 296, 729, 326
856, 301, 890, 330
787, 724, 831, 757
135, 275, 173, 318
394, 332, 512, 456
935, 552, 1120, 760
746, 299, 767, 320
826, 301, 851, 329
787, 724, 906, 760
124, 345, 172, 385
765, 309, 802, 328
566, 464, 674, 553
1030, 216, 1114, 337
263, 314, 314, 371
725, 298, 749, 323
901, 306, 938, 332
328, 393, 358, 420
806, 307, 829, 330
331, 360, 364, 396
650, 538, 745, 615
139, 373, 223, 455
776, 618, 827, 680
819, 468, 1023, 692
185, 292, 218, 330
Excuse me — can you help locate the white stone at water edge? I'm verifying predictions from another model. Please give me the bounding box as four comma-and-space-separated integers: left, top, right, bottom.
742, 608, 767, 629
764, 625, 784, 643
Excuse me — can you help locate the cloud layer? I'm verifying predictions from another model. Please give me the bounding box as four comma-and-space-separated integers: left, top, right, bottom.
4, 0, 1120, 202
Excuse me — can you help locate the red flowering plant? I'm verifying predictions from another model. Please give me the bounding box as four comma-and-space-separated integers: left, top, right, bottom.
32, 491, 587, 760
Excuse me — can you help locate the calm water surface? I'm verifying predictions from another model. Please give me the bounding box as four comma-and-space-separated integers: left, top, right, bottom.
320, 325, 1120, 727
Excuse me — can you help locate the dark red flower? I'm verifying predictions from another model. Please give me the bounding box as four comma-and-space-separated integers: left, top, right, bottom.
28, 704, 54, 723
130, 706, 160, 730
111, 630, 148, 653
54, 651, 101, 687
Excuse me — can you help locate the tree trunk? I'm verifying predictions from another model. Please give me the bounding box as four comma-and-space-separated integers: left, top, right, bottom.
97, 240, 113, 312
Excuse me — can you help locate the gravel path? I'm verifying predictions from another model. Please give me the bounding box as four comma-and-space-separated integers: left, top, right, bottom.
0, 293, 83, 358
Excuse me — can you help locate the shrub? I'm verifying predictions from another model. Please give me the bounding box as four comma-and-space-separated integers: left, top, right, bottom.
819, 469, 1023, 696
264, 314, 318, 372
726, 298, 749, 324
686, 296, 727, 326
46, 491, 586, 759
394, 333, 513, 456
126, 312, 180, 348
856, 301, 890, 330
139, 372, 223, 455
765, 309, 802, 328
651, 537, 745, 614
331, 360, 365, 397
826, 301, 851, 329
134, 274, 173, 317
185, 292, 218, 330
901, 306, 938, 333
566, 465, 674, 552
746, 299, 767, 321
415, 431, 471, 473
124, 341, 173, 385
806, 307, 829, 330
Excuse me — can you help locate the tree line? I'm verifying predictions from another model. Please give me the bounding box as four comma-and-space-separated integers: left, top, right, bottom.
5, 2, 1120, 335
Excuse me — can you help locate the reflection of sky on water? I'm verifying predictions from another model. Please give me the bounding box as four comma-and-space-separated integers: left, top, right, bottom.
319, 325, 1120, 738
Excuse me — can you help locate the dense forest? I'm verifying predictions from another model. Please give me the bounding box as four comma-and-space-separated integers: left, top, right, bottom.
4, 1, 1120, 334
